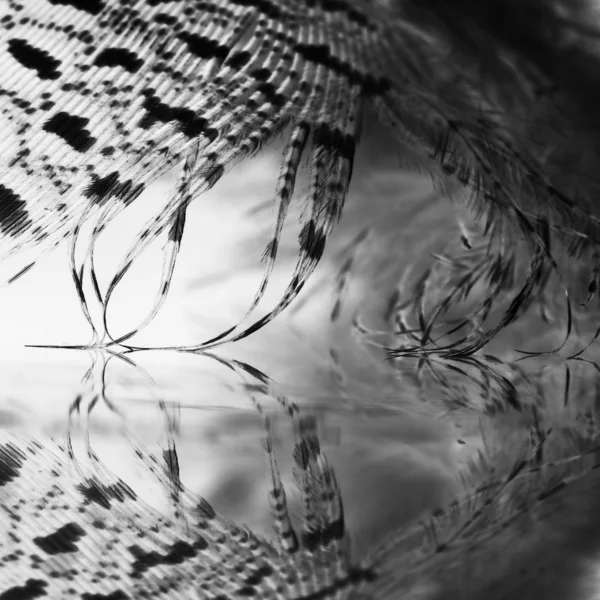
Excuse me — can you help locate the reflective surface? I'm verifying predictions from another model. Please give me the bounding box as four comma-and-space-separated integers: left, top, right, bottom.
3, 127, 600, 598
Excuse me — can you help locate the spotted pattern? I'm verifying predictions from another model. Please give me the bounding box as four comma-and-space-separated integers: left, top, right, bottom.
0, 397, 375, 599
0, 0, 390, 346
1, 0, 598, 348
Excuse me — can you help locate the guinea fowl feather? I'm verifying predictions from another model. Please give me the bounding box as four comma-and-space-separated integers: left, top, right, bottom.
0, 0, 596, 346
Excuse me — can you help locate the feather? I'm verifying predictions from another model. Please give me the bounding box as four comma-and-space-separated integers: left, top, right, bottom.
2, 1, 600, 347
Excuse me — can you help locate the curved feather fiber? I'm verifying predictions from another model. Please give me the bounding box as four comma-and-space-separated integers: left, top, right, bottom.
1, 1, 600, 346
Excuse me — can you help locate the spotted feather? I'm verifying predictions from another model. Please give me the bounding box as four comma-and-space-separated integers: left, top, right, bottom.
2, 1, 600, 347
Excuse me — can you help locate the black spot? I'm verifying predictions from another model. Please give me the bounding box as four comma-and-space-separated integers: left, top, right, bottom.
154, 13, 178, 26
255, 80, 286, 108
244, 564, 273, 586
298, 220, 327, 262
302, 513, 346, 552
47, 0, 105, 15
225, 50, 251, 70
0, 184, 32, 237
84, 172, 144, 205
312, 122, 355, 161
178, 32, 229, 63
250, 67, 271, 82
235, 586, 257, 597
33, 523, 86, 555
0, 443, 25, 487
78, 31, 95, 45
7, 39, 61, 80
77, 477, 136, 510
94, 48, 143, 73
129, 540, 206, 578
139, 92, 218, 140
81, 592, 130, 600
0, 579, 47, 600
43, 112, 95, 152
